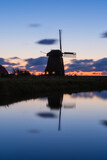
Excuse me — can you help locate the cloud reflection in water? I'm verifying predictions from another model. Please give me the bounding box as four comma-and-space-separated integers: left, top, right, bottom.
37, 112, 57, 118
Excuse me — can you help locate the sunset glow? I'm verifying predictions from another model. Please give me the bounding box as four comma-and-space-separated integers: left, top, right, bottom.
65, 71, 107, 76
1, 56, 107, 76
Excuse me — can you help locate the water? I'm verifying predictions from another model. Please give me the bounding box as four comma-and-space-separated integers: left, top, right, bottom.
0, 91, 107, 160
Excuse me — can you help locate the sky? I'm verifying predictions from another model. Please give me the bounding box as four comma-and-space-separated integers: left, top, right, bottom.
0, 0, 107, 75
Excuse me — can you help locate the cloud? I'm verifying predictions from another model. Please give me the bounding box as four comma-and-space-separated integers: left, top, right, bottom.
101, 32, 107, 38
0, 58, 6, 65
0, 57, 48, 73
29, 23, 41, 28
25, 57, 48, 72
37, 39, 58, 45
37, 112, 57, 118
66, 58, 107, 72
0, 57, 107, 75
28, 129, 40, 134
101, 120, 107, 127
26, 57, 47, 66
0, 58, 14, 65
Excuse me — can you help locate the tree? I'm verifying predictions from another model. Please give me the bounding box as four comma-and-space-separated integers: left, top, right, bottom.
12, 68, 31, 76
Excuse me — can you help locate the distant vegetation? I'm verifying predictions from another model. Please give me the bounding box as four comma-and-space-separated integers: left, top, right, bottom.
0, 76, 107, 106
12, 68, 31, 76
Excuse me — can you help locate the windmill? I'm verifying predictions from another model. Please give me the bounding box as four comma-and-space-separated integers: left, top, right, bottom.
45, 30, 76, 76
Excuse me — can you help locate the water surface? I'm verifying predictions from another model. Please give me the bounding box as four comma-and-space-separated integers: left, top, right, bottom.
0, 91, 107, 160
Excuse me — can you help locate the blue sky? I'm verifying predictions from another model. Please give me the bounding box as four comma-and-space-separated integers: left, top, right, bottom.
0, 0, 107, 60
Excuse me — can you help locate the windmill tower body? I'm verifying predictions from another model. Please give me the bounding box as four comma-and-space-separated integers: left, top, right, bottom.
45, 50, 64, 76
45, 30, 76, 76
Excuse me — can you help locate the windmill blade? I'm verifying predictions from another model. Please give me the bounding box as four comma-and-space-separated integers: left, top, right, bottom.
40, 51, 47, 54
64, 52, 76, 55
63, 52, 76, 58
59, 29, 62, 52
64, 104, 76, 109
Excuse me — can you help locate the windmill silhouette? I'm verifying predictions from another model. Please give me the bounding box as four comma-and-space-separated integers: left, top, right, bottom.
45, 30, 76, 76
46, 93, 76, 131
37, 93, 76, 131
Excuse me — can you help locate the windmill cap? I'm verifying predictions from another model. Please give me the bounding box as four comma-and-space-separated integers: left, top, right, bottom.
47, 50, 63, 57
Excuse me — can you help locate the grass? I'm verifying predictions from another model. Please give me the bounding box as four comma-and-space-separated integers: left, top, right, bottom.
0, 76, 107, 106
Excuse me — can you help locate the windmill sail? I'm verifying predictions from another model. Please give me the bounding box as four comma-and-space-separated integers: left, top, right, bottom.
63, 52, 76, 58
59, 29, 62, 52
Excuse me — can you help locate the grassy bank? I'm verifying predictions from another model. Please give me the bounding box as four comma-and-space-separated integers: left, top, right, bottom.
0, 76, 107, 106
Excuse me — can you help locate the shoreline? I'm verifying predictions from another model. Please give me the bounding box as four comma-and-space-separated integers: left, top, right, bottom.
0, 76, 107, 106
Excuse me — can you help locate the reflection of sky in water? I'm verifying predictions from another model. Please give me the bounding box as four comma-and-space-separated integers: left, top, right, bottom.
0, 91, 107, 160
72, 90, 107, 100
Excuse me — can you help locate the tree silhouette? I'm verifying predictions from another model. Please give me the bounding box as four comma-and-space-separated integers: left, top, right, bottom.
12, 68, 31, 76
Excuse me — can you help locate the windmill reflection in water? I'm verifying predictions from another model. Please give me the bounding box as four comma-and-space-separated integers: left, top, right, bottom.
38, 93, 76, 131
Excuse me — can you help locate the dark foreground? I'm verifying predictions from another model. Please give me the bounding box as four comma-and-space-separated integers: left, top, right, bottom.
0, 76, 107, 106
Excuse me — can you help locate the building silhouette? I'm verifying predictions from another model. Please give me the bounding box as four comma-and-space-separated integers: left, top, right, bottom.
0, 65, 8, 76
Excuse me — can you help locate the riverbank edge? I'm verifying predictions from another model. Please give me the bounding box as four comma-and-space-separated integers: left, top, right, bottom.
0, 76, 107, 106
